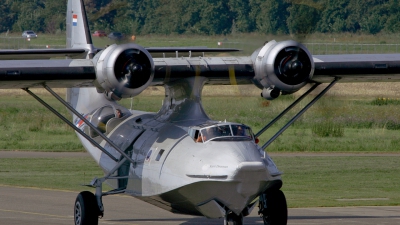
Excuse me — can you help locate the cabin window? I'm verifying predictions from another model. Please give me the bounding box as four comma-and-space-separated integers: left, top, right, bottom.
92, 106, 115, 133
145, 150, 153, 162
156, 149, 165, 161
79, 105, 131, 138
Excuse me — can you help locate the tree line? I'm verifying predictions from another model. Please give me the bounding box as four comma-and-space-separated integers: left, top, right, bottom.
1, 0, 400, 36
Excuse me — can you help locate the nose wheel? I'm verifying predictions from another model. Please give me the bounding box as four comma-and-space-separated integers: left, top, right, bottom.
259, 190, 287, 225
74, 191, 101, 225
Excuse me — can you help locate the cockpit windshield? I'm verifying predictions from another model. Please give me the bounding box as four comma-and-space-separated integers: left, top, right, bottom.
200, 125, 231, 141
190, 124, 254, 143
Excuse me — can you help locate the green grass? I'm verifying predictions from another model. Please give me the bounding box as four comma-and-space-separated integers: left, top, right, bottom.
0, 93, 84, 151
1, 91, 400, 152
0, 155, 398, 208
2, 32, 400, 55
0, 157, 103, 191
263, 128, 400, 152
275, 156, 400, 207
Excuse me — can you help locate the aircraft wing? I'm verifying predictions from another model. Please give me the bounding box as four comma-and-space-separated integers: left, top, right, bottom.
1, 41, 400, 95
0, 45, 243, 89
0, 49, 89, 60
313, 54, 400, 83
0, 59, 95, 89
113, 47, 239, 58
146, 47, 239, 53
0, 47, 239, 60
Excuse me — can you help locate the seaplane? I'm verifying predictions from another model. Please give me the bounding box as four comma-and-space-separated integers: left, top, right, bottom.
1, 0, 400, 224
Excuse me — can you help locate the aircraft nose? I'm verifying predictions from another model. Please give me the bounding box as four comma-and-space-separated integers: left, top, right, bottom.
235, 161, 266, 175
233, 161, 268, 194
208, 161, 271, 215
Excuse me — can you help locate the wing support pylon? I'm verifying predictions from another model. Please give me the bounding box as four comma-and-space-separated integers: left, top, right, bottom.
23, 84, 138, 217
256, 78, 340, 150
23, 87, 118, 162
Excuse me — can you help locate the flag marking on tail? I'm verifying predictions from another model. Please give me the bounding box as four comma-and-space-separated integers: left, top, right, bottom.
72, 14, 78, 26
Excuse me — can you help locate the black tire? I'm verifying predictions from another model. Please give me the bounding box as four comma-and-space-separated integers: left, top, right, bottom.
262, 190, 287, 225
74, 191, 99, 225
225, 212, 243, 225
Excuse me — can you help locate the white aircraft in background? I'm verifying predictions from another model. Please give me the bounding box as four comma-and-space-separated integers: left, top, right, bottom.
1, 0, 400, 225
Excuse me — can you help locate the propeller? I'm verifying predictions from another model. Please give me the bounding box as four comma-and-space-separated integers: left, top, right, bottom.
274, 46, 312, 86
114, 49, 152, 90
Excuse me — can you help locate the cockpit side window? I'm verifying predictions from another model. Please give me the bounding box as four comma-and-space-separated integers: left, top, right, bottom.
195, 130, 204, 143
232, 125, 252, 137
189, 128, 203, 143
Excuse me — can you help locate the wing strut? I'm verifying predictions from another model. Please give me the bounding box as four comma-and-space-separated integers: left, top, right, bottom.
41, 84, 136, 164
260, 78, 340, 151
255, 82, 321, 138
23, 85, 135, 165
23, 88, 118, 162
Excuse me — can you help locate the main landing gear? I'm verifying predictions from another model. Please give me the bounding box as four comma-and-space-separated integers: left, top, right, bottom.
74, 191, 101, 225
258, 189, 288, 225
225, 211, 244, 225
74, 176, 127, 225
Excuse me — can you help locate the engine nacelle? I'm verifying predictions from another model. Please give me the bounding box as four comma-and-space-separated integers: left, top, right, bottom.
252, 40, 314, 99
93, 44, 154, 100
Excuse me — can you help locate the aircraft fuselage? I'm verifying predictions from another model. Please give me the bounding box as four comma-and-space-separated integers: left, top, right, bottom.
73, 77, 282, 218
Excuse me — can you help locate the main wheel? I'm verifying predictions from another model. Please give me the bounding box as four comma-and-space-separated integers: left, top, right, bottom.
74, 191, 99, 225
225, 212, 243, 225
262, 190, 287, 225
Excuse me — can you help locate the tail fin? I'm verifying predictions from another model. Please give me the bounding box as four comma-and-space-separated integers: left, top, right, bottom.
66, 0, 95, 58
66, 0, 102, 114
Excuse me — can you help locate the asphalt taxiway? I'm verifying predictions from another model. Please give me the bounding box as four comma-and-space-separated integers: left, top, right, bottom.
0, 185, 399, 225
1, 151, 400, 224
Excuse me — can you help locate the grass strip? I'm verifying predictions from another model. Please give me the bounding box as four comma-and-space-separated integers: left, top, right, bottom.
0, 155, 398, 208
1, 93, 400, 152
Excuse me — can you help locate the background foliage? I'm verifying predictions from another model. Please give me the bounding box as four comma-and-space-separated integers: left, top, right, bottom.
1, 0, 400, 36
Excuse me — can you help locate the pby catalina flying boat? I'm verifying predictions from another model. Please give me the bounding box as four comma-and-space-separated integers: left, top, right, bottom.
1, 0, 400, 225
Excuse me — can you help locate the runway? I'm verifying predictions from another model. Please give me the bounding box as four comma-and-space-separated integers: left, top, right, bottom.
0, 186, 399, 225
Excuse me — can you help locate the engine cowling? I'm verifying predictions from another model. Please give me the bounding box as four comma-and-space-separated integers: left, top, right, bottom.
252, 40, 314, 100
93, 43, 154, 100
